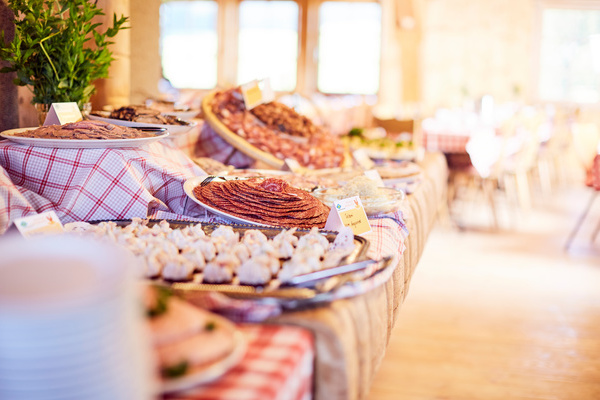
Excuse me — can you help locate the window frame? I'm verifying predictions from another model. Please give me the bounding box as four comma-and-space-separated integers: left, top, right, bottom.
534, 0, 600, 105
161, 0, 383, 97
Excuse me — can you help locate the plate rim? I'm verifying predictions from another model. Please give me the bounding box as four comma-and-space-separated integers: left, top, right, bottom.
0, 127, 170, 149
160, 328, 247, 394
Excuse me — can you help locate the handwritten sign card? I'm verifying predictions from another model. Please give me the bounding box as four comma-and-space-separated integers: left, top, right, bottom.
324, 196, 371, 235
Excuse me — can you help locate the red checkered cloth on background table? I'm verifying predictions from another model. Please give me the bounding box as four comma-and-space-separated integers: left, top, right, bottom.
165, 324, 314, 400
421, 129, 471, 154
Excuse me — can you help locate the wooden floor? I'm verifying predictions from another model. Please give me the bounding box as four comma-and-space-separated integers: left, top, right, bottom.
368, 182, 600, 400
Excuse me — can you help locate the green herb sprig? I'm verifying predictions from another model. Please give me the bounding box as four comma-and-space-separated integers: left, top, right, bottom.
0, 0, 128, 108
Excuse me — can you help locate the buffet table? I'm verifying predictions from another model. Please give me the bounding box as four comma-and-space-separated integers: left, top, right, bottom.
0, 124, 448, 399
273, 152, 447, 400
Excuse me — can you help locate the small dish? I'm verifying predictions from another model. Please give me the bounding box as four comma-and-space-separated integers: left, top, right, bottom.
312, 186, 406, 216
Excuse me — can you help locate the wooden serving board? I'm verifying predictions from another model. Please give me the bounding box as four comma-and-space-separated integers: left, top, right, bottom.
201, 91, 285, 169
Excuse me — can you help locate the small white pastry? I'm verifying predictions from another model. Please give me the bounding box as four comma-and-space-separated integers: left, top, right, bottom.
272, 228, 299, 247
145, 249, 166, 278
203, 253, 239, 283
273, 239, 295, 259
195, 237, 217, 262
162, 255, 195, 281
242, 229, 269, 250
278, 252, 322, 283
167, 228, 192, 250
297, 227, 329, 257
232, 243, 251, 265
329, 226, 355, 254
180, 247, 206, 272
211, 225, 239, 247
237, 255, 272, 285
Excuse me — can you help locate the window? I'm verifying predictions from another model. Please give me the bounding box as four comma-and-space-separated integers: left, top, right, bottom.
156, 0, 383, 95
317, 1, 382, 94
160, 1, 218, 89
237, 1, 299, 91
538, 7, 600, 103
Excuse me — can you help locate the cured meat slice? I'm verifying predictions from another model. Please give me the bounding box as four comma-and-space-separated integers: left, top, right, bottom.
193, 178, 330, 229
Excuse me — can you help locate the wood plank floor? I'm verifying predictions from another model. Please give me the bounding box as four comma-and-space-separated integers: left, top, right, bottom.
368, 183, 600, 400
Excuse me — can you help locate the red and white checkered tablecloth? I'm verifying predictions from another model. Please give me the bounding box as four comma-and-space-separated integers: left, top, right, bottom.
421, 129, 471, 154
0, 134, 212, 233
165, 324, 314, 400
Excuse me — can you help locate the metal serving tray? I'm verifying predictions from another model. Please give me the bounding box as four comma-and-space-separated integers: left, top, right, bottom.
92, 219, 373, 304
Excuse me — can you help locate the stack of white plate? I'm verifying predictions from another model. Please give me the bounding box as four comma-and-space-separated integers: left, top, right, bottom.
0, 234, 155, 400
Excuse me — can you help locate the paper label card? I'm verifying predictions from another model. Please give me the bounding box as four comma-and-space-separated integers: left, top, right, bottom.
352, 149, 375, 170
44, 102, 83, 125
258, 78, 274, 103
324, 196, 371, 235
241, 81, 263, 110
364, 169, 386, 187
14, 211, 64, 238
240, 78, 274, 110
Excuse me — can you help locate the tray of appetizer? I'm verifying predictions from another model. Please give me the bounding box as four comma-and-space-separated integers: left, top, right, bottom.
202, 88, 347, 169
89, 105, 197, 135
0, 120, 169, 149
64, 219, 390, 307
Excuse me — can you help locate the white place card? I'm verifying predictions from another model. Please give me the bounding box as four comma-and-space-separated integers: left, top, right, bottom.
324, 196, 371, 235
44, 102, 83, 125
14, 211, 64, 238
240, 78, 274, 110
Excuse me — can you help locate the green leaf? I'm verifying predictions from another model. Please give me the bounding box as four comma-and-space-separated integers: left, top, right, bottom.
161, 361, 189, 379
0, 0, 127, 106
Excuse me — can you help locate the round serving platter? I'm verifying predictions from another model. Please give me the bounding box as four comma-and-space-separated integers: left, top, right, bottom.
201, 91, 286, 169
160, 326, 247, 394
0, 127, 169, 149
88, 114, 197, 136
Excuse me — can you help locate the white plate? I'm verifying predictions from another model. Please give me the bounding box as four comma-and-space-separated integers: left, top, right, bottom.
183, 176, 270, 226
0, 127, 169, 149
88, 114, 197, 135
160, 330, 247, 394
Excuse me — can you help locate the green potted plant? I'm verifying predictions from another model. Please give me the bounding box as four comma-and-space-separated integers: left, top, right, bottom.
0, 0, 128, 123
